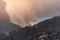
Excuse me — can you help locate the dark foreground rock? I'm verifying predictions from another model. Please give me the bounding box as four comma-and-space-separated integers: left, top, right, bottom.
0, 16, 60, 40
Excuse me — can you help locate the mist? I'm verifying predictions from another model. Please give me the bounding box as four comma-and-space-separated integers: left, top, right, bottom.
3, 0, 60, 27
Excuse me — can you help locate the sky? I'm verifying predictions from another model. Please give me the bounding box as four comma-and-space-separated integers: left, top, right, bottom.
0, 0, 60, 27
0, 0, 9, 22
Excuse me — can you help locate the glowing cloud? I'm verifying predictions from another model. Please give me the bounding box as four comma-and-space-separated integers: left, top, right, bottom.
3, 0, 60, 28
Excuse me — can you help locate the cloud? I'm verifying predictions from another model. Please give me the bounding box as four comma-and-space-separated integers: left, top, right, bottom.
4, 0, 60, 28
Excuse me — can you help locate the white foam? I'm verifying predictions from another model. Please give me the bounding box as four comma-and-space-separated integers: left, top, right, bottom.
30, 17, 53, 26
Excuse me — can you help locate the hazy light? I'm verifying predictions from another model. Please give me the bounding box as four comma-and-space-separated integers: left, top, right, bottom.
3, 0, 60, 28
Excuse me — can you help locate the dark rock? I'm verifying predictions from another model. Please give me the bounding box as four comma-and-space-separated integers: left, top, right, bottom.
0, 15, 60, 40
